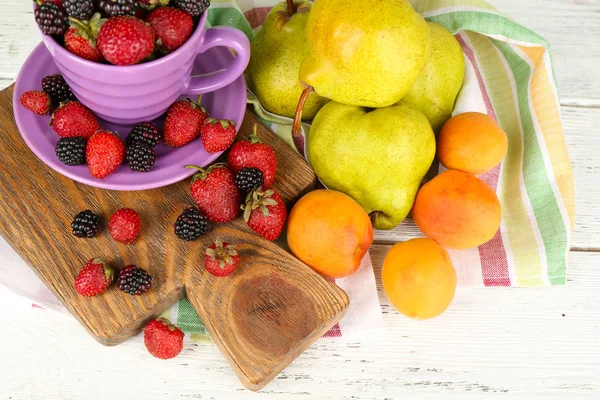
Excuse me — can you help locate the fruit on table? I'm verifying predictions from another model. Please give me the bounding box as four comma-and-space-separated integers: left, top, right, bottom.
174, 207, 212, 241
200, 118, 237, 153
401, 22, 465, 133
188, 164, 241, 223
71, 209, 100, 238
34, 0, 69, 36
287, 190, 373, 278
42, 74, 74, 103
382, 238, 456, 320
109, 208, 141, 244
246, 0, 328, 120
146, 6, 193, 53
126, 142, 155, 172
117, 265, 152, 295
228, 125, 278, 188
125, 122, 161, 148
308, 101, 435, 230
172, 0, 210, 17
234, 167, 264, 193
97, 16, 155, 65
51, 101, 100, 139
86, 130, 125, 178
164, 97, 208, 147
242, 188, 287, 241
144, 318, 184, 359
298, 0, 430, 109
204, 240, 239, 277
19, 91, 51, 115
56, 137, 87, 166
64, 14, 105, 62
438, 112, 508, 175
74, 257, 114, 297
413, 170, 502, 249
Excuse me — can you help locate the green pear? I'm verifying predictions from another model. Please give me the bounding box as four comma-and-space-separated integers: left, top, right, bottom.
401, 22, 465, 132
299, 0, 431, 108
246, 0, 328, 120
308, 102, 436, 230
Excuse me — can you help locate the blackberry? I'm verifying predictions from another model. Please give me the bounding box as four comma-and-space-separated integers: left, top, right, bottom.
173, 0, 210, 17
63, 0, 95, 20
126, 143, 155, 172
126, 122, 161, 148
56, 137, 86, 166
235, 167, 264, 192
98, 0, 138, 17
42, 74, 74, 103
174, 207, 211, 241
35, 1, 69, 36
71, 210, 100, 238
117, 265, 152, 295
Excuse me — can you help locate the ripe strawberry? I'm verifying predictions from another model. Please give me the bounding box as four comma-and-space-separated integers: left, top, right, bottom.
200, 118, 237, 153
19, 91, 51, 115
242, 188, 287, 241
227, 124, 277, 188
97, 16, 155, 66
204, 240, 239, 277
86, 130, 125, 178
109, 208, 141, 244
146, 7, 192, 53
64, 14, 105, 62
74, 257, 114, 297
144, 318, 184, 360
163, 97, 208, 147
188, 164, 240, 223
50, 101, 100, 138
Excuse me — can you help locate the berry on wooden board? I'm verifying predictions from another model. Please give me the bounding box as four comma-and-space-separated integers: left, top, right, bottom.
19, 91, 52, 115
42, 74, 74, 103
228, 124, 277, 188
109, 208, 141, 244
174, 207, 212, 241
71, 210, 100, 238
163, 97, 208, 147
86, 130, 125, 178
117, 265, 152, 295
204, 240, 239, 277
74, 257, 114, 297
35, 0, 69, 36
97, 16, 155, 66
146, 7, 193, 53
234, 167, 264, 193
56, 137, 87, 166
200, 118, 237, 153
125, 122, 161, 148
144, 318, 184, 360
50, 101, 100, 138
188, 164, 241, 223
242, 188, 287, 241
172, 0, 210, 17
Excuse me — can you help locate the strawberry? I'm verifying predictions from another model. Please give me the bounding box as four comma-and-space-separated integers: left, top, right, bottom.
188, 164, 240, 223
50, 101, 100, 138
19, 91, 51, 115
200, 118, 237, 153
64, 14, 105, 62
163, 97, 208, 147
97, 16, 155, 66
204, 240, 239, 277
227, 124, 277, 188
146, 7, 192, 53
86, 130, 125, 178
144, 318, 184, 360
109, 208, 141, 244
74, 257, 114, 297
242, 188, 287, 241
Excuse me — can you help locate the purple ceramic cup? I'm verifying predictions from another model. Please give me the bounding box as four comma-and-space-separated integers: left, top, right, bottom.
40, 12, 250, 125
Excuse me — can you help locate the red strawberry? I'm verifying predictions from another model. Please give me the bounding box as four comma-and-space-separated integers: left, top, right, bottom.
144, 318, 184, 360
64, 14, 105, 62
146, 7, 192, 53
227, 124, 277, 188
242, 188, 287, 241
204, 240, 239, 277
20, 91, 51, 115
163, 97, 208, 147
109, 208, 141, 244
200, 118, 237, 153
74, 257, 114, 297
188, 164, 240, 223
50, 101, 100, 138
86, 130, 125, 178
97, 16, 155, 66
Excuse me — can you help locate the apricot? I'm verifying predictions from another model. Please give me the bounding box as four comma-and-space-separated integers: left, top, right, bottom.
382, 238, 456, 320
438, 112, 508, 175
412, 170, 501, 249
287, 190, 373, 278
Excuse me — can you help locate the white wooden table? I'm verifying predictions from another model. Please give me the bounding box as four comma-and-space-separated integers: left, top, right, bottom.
1, 1, 599, 398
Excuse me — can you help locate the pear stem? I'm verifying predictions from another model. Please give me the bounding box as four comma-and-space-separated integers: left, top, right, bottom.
292, 84, 313, 138
286, 0, 296, 16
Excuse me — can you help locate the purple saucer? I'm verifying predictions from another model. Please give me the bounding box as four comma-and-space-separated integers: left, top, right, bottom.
13, 43, 247, 191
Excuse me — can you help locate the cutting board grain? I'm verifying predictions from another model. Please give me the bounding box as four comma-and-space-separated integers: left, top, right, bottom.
0, 85, 348, 391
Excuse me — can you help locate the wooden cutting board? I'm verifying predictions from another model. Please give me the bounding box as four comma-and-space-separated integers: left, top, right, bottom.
0, 85, 349, 391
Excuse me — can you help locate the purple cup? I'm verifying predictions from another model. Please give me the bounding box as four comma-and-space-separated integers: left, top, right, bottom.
40, 11, 250, 125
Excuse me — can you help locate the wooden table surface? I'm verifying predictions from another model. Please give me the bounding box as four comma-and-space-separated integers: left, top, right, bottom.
1, 0, 599, 398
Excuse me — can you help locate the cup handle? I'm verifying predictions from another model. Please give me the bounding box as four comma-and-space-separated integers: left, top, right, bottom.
182, 27, 250, 96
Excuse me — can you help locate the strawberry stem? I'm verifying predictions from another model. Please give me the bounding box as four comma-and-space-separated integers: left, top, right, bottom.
247, 124, 262, 144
